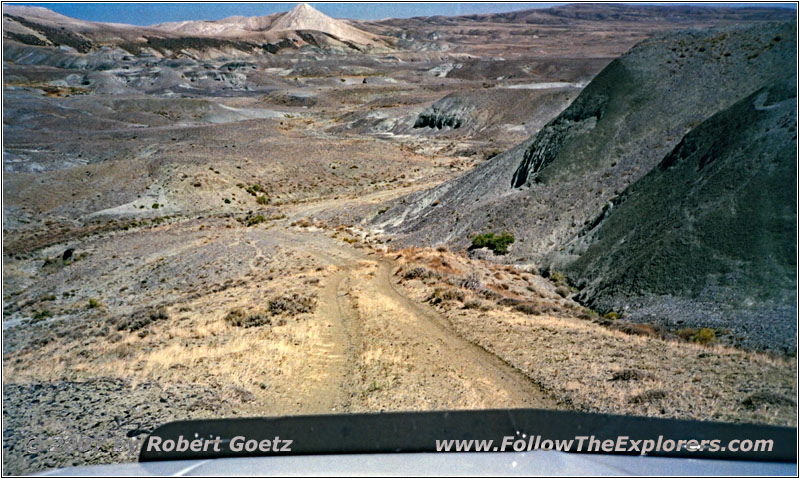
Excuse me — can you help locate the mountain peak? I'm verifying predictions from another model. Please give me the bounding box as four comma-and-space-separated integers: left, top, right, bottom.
291, 3, 316, 13
270, 2, 379, 45
274, 2, 336, 31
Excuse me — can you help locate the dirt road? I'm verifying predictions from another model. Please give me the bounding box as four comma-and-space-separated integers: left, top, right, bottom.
271, 228, 559, 413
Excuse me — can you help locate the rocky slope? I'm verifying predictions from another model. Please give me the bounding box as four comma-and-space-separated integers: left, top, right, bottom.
411, 85, 581, 140
371, 22, 797, 351
565, 80, 797, 352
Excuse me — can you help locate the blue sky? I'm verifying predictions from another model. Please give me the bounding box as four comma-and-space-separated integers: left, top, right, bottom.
9, 2, 797, 25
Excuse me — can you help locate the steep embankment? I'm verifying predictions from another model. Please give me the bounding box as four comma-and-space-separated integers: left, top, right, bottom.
374, 23, 795, 258
371, 22, 797, 351
562, 80, 797, 352
410, 86, 581, 140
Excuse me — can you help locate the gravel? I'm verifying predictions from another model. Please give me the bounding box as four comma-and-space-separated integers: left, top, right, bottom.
2, 378, 229, 475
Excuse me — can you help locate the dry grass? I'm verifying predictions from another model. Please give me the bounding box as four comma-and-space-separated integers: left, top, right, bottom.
452, 309, 795, 425
2, 255, 332, 416
391, 247, 797, 426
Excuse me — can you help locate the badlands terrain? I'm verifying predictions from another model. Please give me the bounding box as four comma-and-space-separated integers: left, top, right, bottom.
2, 3, 797, 473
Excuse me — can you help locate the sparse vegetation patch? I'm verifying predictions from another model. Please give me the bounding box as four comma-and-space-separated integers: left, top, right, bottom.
469, 232, 515, 255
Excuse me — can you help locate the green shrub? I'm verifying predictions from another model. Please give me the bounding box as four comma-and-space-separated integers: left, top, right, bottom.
246, 215, 266, 226
693, 328, 716, 345
677, 327, 716, 344
245, 184, 263, 196
88, 298, 100, 309
549, 270, 567, 286
470, 232, 515, 255
152, 203, 160, 209
603, 311, 620, 320
256, 195, 269, 205
32, 310, 52, 320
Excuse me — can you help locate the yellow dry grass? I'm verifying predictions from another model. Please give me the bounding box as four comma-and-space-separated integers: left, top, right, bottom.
392, 247, 797, 426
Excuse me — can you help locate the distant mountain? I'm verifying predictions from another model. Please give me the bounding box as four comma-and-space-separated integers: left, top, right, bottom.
373, 3, 795, 27
152, 3, 386, 47
2, 3, 391, 56
372, 22, 797, 351
150, 14, 281, 37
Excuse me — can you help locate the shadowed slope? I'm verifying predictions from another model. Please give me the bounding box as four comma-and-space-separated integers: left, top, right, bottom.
563, 80, 797, 352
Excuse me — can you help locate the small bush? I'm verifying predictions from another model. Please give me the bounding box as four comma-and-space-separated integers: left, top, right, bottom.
32, 310, 52, 321
497, 296, 524, 307
245, 184, 263, 196
479, 289, 502, 301
677, 328, 697, 341
256, 195, 269, 205
463, 299, 487, 310
693, 327, 716, 345
549, 270, 567, 286
555, 286, 571, 298
677, 327, 716, 344
268, 293, 316, 316
603, 311, 620, 320
470, 232, 515, 255
456, 273, 483, 291
427, 288, 465, 305
611, 369, 650, 381
225, 309, 272, 328
741, 392, 796, 409
152, 203, 160, 209
514, 303, 542, 315
226, 295, 315, 327
246, 214, 267, 226
88, 298, 100, 309
617, 323, 659, 338
115, 306, 169, 332
402, 266, 440, 281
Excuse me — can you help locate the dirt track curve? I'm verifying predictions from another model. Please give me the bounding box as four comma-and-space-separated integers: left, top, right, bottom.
272, 226, 559, 414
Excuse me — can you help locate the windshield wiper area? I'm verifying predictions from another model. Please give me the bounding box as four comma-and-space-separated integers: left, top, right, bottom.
138, 408, 796, 463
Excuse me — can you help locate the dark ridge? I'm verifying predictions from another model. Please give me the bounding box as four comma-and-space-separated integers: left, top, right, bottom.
5, 14, 94, 53
5, 31, 49, 47
143, 36, 259, 55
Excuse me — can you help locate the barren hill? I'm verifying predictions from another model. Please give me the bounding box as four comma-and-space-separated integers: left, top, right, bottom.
371, 22, 797, 350
153, 3, 387, 47
3, 3, 390, 57
565, 79, 797, 352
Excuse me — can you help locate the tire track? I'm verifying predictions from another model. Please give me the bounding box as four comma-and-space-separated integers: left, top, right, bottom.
367, 259, 559, 409
292, 267, 360, 414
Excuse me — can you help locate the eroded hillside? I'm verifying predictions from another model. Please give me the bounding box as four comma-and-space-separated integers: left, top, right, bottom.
371, 22, 797, 351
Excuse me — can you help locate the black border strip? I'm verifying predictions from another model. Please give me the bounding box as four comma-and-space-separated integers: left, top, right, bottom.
139, 408, 797, 463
